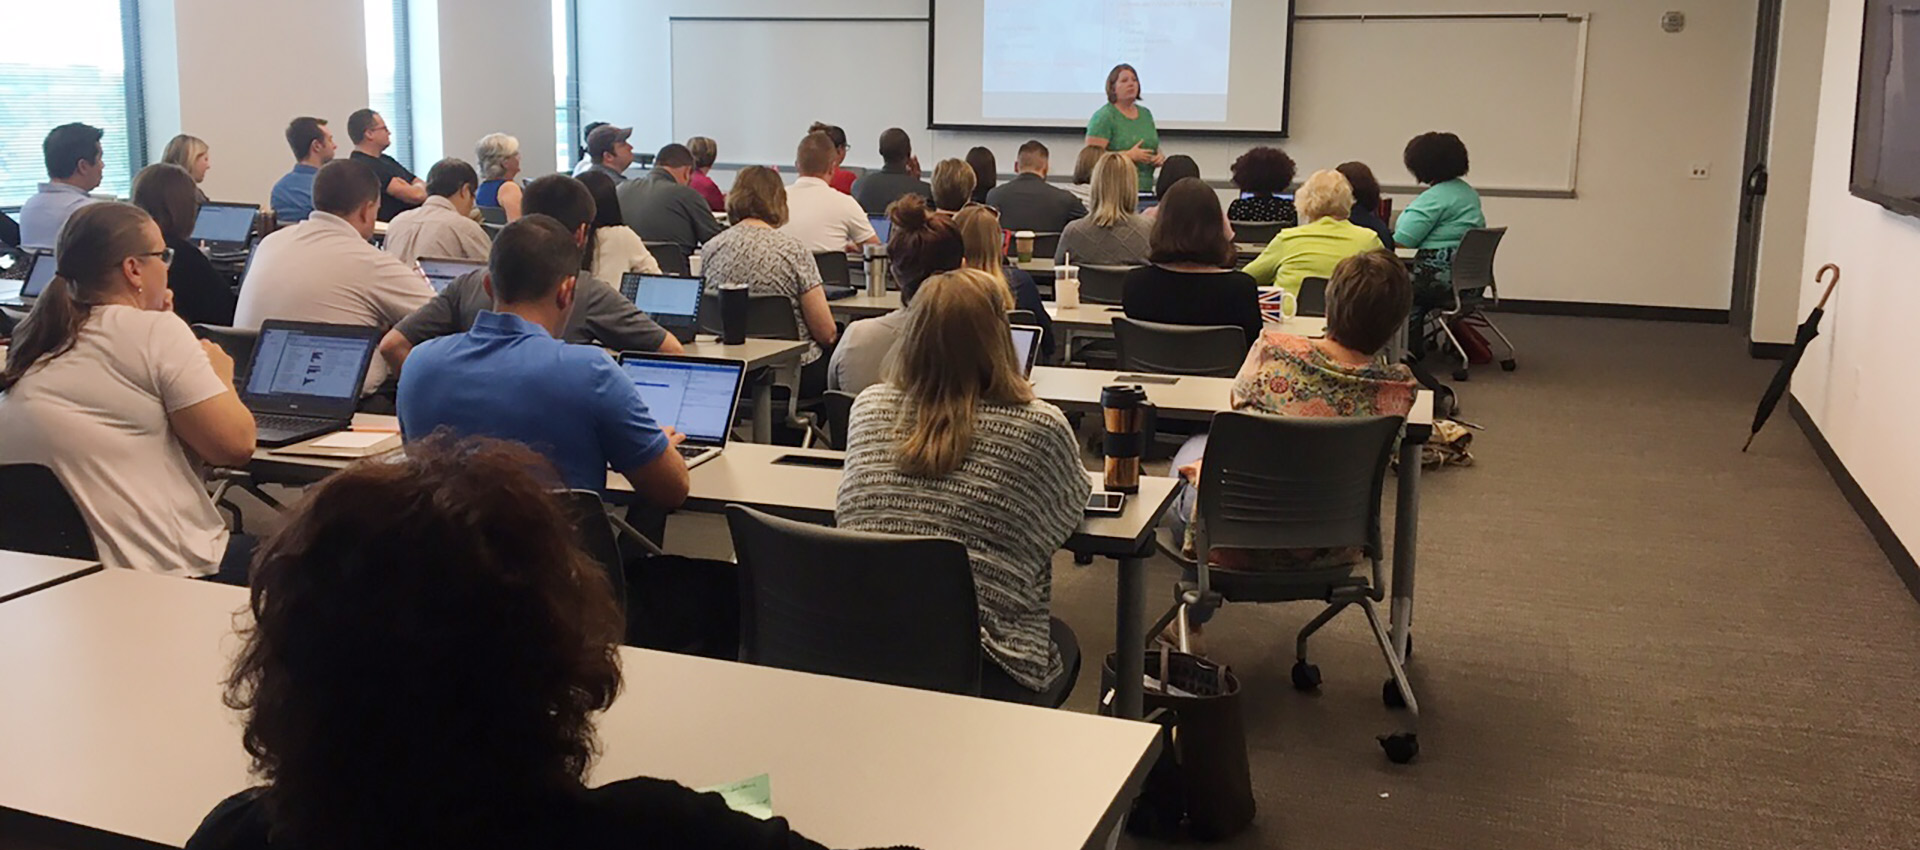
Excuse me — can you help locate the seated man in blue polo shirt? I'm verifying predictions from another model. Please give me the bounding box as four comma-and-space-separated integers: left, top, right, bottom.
396, 214, 690, 507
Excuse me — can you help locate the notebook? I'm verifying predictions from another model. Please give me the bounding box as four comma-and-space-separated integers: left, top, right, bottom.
621, 273, 703, 343
241, 321, 381, 448
616, 353, 748, 470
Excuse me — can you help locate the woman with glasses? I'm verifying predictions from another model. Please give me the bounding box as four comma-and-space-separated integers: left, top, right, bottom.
131, 163, 237, 325
0, 202, 257, 582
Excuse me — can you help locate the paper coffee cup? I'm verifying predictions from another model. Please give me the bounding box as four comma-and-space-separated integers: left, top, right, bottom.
1014, 230, 1035, 262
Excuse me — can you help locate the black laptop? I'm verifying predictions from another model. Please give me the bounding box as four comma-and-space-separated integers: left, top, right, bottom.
621, 272, 703, 343
18, 249, 56, 301
242, 321, 382, 447
191, 202, 259, 254
416, 256, 485, 293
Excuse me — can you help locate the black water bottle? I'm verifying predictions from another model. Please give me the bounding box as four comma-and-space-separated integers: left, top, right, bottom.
719, 283, 750, 345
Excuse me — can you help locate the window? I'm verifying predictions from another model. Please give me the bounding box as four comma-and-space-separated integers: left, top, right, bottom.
553, 0, 578, 171
364, 0, 414, 169
0, 0, 145, 206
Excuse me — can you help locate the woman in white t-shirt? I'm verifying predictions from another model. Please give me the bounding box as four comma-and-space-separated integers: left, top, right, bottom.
577, 169, 664, 283
0, 202, 257, 581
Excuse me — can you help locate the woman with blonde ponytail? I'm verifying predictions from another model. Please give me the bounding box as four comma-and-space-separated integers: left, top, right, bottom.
835, 268, 1091, 705
0, 202, 258, 581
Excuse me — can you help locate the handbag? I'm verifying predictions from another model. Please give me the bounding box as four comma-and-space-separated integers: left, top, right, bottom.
1101, 647, 1256, 841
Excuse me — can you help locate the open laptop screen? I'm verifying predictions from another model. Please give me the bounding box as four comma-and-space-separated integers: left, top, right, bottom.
21, 250, 56, 298
618, 357, 744, 445
869, 215, 892, 243
244, 324, 378, 414
1010, 325, 1042, 377
190, 204, 257, 244
417, 257, 485, 293
624, 274, 702, 321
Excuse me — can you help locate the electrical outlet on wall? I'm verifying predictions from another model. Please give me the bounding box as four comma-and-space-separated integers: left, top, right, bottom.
1688, 162, 1711, 180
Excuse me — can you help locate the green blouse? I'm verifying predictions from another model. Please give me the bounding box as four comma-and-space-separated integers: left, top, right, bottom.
1086, 103, 1160, 191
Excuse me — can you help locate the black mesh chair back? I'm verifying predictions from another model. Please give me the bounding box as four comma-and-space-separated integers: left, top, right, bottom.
645, 241, 692, 276
726, 505, 982, 695
821, 390, 857, 450
478, 205, 508, 225
191, 324, 259, 384
812, 252, 852, 288
1077, 263, 1136, 305
1113, 317, 1248, 377
1450, 227, 1507, 298
1230, 220, 1285, 245
1196, 412, 1402, 558
1297, 277, 1329, 317
698, 291, 800, 338
556, 490, 628, 614
0, 464, 98, 560
1030, 232, 1061, 259
1006, 309, 1038, 326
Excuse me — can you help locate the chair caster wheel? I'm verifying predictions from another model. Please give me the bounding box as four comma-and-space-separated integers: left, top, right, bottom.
1500, 359, 1517, 372
1383, 679, 1409, 709
1451, 368, 1470, 381
1073, 552, 1094, 565
1379, 732, 1419, 764
1290, 660, 1322, 691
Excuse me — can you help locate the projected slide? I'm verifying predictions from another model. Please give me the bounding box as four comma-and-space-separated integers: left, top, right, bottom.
981, 0, 1231, 122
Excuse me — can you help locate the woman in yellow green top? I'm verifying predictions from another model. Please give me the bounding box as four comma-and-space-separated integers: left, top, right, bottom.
1084, 63, 1164, 192
1243, 170, 1385, 295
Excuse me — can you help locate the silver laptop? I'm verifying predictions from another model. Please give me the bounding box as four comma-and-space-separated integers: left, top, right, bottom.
1011, 324, 1043, 377
616, 353, 748, 469
416, 256, 486, 293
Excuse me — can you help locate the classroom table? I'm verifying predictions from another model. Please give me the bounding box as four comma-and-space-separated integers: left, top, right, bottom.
0, 570, 1160, 850
0, 551, 100, 604
606, 442, 1181, 721
679, 336, 810, 443
1030, 366, 1239, 421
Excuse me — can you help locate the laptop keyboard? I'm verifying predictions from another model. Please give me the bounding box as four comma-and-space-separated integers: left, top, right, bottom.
255, 413, 324, 433
675, 444, 711, 460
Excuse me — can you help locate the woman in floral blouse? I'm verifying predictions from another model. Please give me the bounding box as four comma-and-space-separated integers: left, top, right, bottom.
1165, 250, 1418, 642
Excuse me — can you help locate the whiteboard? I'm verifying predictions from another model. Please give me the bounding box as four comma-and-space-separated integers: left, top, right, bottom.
669, 12, 1589, 193
670, 18, 929, 169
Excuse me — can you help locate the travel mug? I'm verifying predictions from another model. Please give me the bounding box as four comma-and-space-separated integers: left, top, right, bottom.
719, 283, 750, 345
863, 243, 890, 297
1101, 384, 1153, 493
1015, 230, 1036, 263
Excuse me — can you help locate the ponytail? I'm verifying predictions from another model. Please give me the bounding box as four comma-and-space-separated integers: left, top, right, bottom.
0, 202, 157, 392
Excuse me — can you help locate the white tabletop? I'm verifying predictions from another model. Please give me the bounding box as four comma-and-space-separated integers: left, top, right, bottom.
679, 336, 810, 371
612, 443, 1179, 557
1031, 366, 1237, 420
0, 551, 101, 604
0, 570, 1158, 849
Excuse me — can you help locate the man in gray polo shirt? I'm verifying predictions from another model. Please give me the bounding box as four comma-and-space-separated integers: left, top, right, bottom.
616, 143, 726, 251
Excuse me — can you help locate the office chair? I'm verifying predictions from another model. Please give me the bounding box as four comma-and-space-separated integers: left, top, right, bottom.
0, 464, 97, 560
1113, 317, 1248, 377
1429, 227, 1515, 381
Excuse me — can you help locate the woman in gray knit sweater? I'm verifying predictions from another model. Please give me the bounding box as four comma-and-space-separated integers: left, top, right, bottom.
836, 269, 1092, 704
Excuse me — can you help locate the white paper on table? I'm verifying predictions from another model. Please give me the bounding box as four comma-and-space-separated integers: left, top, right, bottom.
309, 430, 396, 449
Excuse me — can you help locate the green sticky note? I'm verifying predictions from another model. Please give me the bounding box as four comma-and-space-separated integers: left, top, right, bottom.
698, 773, 773, 820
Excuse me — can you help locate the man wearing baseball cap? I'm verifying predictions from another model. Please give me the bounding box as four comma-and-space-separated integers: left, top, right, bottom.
584, 124, 634, 183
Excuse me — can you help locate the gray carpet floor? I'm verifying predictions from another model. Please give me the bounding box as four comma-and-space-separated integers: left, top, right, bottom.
249, 314, 1920, 848
665, 313, 1920, 849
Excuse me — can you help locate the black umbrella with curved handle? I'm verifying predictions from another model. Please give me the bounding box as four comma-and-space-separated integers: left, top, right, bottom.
1743, 263, 1840, 452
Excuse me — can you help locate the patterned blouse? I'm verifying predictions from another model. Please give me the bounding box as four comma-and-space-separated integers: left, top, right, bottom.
1189, 331, 1417, 569
1227, 195, 1299, 227
698, 225, 826, 365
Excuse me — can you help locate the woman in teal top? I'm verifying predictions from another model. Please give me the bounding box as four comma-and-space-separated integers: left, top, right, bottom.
1244, 170, 1385, 295
1085, 63, 1164, 192
1394, 132, 1486, 305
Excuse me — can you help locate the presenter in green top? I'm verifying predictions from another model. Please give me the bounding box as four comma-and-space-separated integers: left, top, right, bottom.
1084, 63, 1164, 192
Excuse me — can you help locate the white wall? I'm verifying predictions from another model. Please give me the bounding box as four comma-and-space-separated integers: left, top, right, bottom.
577, 0, 1761, 310
427, 0, 559, 178
1750, 0, 1829, 345
140, 0, 370, 207
1793, 0, 1920, 554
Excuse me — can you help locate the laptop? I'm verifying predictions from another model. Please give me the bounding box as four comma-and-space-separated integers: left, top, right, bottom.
621, 273, 703, 343
19, 249, 56, 300
616, 353, 748, 470
416, 256, 485, 293
190, 202, 258, 253
868, 214, 892, 243
1011, 324, 1043, 377
241, 321, 382, 447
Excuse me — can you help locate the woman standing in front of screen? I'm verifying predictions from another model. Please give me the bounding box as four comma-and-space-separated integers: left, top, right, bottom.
1085, 63, 1165, 193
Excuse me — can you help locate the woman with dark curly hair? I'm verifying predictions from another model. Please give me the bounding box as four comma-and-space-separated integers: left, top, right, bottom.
1227, 146, 1298, 226
1395, 131, 1486, 305
186, 436, 890, 850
